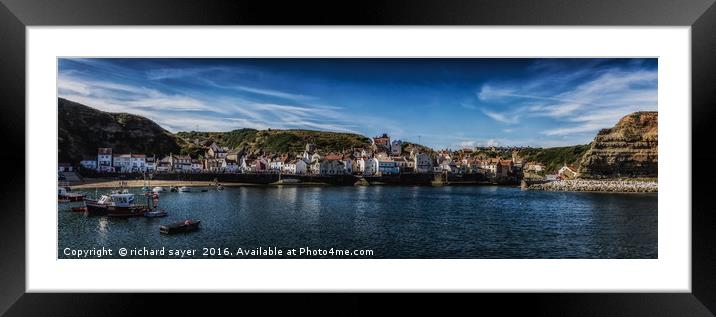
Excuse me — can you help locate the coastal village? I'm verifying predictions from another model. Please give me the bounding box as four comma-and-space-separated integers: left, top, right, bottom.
60, 133, 577, 182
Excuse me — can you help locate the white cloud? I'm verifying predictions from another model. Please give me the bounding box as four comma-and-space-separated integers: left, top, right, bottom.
234, 86, 316, 101
480, 108, 520, 124
542, 123, 605, 136
146, 67, 231, 80
458, 140, 476, 148
58, 74, 378, 134
477, 65, 657, 137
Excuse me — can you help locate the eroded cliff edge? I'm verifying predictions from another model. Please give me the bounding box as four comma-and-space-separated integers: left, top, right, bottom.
578, 111, 658, 179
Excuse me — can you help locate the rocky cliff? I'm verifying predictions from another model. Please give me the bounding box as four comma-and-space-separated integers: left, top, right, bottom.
58, 98, 182, 163
578, 111, 658, 178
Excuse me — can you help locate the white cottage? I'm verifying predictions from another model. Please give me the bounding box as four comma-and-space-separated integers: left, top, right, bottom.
358, 157, 379, 176
282, 159, 307, 174
97, 148, 113, 172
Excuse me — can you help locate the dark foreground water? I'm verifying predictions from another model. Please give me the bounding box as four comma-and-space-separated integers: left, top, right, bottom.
58, 186, 657, 259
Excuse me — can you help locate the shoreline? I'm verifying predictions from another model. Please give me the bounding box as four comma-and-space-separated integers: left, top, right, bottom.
68, 179, 330, 189
67, 178, 658, 193
527, 179, 658, 193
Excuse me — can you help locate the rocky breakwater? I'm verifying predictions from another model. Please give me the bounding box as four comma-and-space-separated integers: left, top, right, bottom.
578, 111, 658, 179
529, 179, 657, 193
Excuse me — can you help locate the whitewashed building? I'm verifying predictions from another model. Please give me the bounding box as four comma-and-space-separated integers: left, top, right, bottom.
436, 160, 457, 173
205, 158, 226, 172
145, 156, 156, 172
170, 154, 192, 171
283, 159, 307, 174
190, 159, 204, 172
377, 159, 400, 175
97, 148, 113, 172
341, 155, 353, 174
224, 159, 239, 172
414, 153, 433, 173
358, 157, 379, 176
112, 154, 147, 172
390, 140, 402, 156
156, 156, 172, 172
314, 157, 346, 175
269, 157, 289, 171
80, 158, 97, 170
58, 163, 73, 172
207, 142, 228, 159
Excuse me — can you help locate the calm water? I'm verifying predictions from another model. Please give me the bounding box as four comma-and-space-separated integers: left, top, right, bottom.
58, 186, 657, 259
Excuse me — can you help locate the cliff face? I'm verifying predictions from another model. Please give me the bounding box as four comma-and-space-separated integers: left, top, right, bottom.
578, 111, 658, 178
58, 98, 182, 163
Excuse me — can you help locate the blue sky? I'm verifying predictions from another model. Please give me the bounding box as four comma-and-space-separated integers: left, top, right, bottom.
58, 58, 657, 149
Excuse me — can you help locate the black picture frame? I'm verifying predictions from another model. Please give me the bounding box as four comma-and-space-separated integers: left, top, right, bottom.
1, 0, 715, 315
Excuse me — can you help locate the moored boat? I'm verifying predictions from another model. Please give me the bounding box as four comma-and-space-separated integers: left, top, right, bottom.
58, 187, 86, 202
160, 219, 200, 234
179, 186, 207, 192
84, 193, 147, 217
144, 209, 168, 218
152, 186, 166, 192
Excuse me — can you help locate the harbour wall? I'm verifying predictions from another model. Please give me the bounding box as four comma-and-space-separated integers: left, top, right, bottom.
78, 171, 498, 186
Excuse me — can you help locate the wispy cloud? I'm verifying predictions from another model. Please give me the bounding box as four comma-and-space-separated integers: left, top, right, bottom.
58, 74, 370, 134
58, 58, 657, 148
477, 64, 657, 138
480, 108, 520, 124
203, 79, 318, 102
233, 85, 317, 101
146, 67, 231, 80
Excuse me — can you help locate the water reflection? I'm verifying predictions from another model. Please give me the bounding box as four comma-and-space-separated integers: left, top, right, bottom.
58, 186, 657, 259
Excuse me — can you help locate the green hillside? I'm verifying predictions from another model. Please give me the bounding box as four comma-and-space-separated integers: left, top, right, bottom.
58, 98, 183, 163
176, 128, 372, 155
518, 144, 591, 172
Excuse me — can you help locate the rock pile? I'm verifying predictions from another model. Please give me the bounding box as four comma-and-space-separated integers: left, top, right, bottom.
528, 179, 657, 193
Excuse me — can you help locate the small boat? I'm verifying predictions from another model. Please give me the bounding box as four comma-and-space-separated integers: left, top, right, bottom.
152, 186, 166, 192
216, 185, 224, 191
160, 219, 200, 234
169, 186, 179, 192
179, 186, 207, 192
71, 206, 87, 212
84, 193, 147, 217
141, 186, 150, 192
58, 187, 86, 202
144, 209, 168, 218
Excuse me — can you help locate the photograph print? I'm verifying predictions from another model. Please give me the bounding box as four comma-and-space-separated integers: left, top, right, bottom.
57, 58, 658, 259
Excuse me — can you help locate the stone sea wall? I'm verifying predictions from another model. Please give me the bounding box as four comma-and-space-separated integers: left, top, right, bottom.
528, 179, 657, 193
